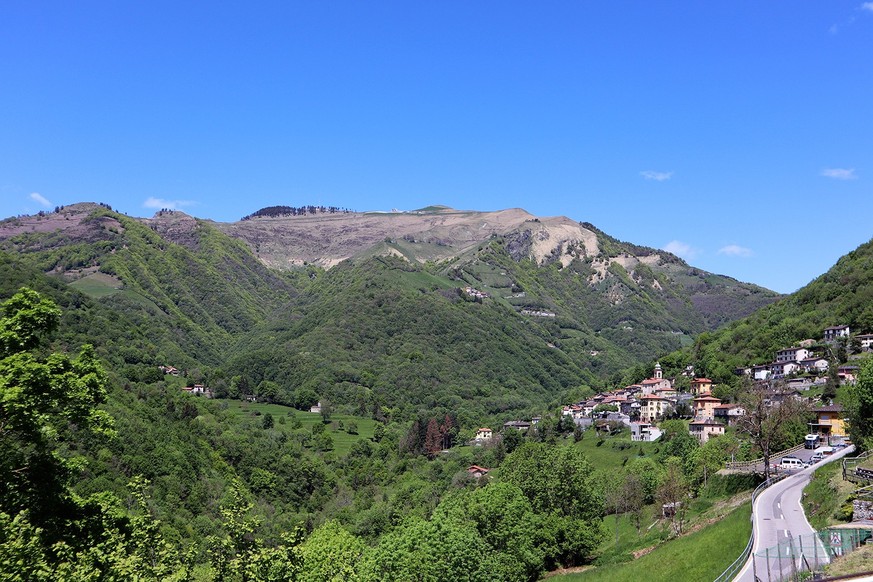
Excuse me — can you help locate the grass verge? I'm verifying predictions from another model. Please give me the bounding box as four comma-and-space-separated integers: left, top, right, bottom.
824, 543, 873, 578
802, 461, 856, 530
551, 503, 752, 582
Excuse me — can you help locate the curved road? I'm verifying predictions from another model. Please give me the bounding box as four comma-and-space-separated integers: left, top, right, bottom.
734, 445, 856, 582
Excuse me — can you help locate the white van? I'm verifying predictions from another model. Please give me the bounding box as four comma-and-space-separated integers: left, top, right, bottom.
779, 457, 805, 470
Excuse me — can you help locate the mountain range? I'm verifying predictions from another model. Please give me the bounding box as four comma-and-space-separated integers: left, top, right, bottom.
0, 202, 779, 420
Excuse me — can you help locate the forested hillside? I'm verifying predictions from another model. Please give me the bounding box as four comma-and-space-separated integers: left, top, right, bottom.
225, 255, 596, 424
0, 203, 812, 580
656, 236, 873, 386
0, 204, 300, 369
0, 203, 779, 422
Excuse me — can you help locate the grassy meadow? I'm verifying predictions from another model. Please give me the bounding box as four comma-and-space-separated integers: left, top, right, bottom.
215, 399, 376, 456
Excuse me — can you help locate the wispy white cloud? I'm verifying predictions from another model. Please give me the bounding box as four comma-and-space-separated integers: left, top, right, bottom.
29, 192, 52, 208
143, 197, 196, 210
821, 168, 857, 180
663, 240, 700, 260
718, 244, 753, 258
641, 170, 673, 182
830, 10, 860, 34
862, 2, 873, 12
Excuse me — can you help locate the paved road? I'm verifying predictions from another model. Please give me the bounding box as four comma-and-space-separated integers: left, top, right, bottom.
734, 445, 856, 582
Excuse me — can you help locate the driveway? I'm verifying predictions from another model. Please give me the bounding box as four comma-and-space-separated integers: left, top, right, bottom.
733, 444, 856, 582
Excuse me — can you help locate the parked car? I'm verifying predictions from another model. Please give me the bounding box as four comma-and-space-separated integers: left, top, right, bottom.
779, 457, 805, 470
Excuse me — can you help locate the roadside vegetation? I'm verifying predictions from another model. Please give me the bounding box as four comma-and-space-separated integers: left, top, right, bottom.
553, 503, 752, 582
802, 461, 857, 530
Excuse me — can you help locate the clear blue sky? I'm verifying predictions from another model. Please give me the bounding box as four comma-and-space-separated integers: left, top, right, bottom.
1, 2, 871, 293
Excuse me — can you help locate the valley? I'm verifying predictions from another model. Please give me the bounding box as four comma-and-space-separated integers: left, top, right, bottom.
1, 202, 871, 581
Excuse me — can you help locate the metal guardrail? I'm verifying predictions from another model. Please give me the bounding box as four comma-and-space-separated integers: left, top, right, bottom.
725, 443, 806, 471
712, 475, 787, 582
856, 484, 873, 502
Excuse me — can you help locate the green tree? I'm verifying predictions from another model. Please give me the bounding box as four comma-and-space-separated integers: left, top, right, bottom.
689, 437, 731, 491
257, 380, 280, 403
262, 412, 275, 429
300, 520, 366, 582
498, 442, 604, 567
432, 483, 546, 580
848, 358, 873, 450
361, 516, 490, 582
320, 399, 333, 423
659, 419, 699, 470
0, 288, 113, 538
208, 479, 303, 581
737, 380, 809, 479
622, 472, 646, 536
501, 427, 524, 453
658, 457, 689, 536
624, 457, 663, 504
0, 289, 189, 579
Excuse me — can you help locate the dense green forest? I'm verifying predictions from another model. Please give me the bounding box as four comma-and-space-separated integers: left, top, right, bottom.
0, 286, 764, 580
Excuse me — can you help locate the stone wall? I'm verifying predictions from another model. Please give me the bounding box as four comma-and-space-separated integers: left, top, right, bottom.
852, 499, 873, 521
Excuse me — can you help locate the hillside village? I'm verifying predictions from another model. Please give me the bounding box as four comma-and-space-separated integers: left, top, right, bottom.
547, 324, 867, 448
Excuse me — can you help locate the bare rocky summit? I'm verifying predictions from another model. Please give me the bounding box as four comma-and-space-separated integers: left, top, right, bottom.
209, 206, 603, 270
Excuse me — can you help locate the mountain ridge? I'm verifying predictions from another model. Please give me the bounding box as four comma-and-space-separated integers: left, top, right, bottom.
0, 202, 781, 415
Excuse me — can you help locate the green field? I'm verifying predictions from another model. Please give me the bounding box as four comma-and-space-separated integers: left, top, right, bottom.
570, 427, 661, 469
215, 399, 376, 456
555, 503, 753, 582
69, 272, 123, 297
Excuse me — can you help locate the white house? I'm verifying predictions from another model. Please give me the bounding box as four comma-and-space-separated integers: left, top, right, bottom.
475, 427, 493, 442
824, 325, 850, 343
799, 357, 829, 374
631, 422, 662, 442
770, 361, 801, 379
752, 364, 771, 381
857, 333, 873, 351
775, 347, 810, 363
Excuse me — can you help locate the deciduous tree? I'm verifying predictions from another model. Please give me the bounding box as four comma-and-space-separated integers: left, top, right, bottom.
847, 358, 873, 450
737, 380, 808, 479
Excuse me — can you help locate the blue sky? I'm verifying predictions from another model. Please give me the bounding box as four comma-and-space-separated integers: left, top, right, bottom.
1, 2, 871, 294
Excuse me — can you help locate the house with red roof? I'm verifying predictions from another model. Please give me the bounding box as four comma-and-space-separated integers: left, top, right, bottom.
640, 394, 674, 422
692, 394, 722, 419
467, 465, 490, 478
690, 378, 713, 396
